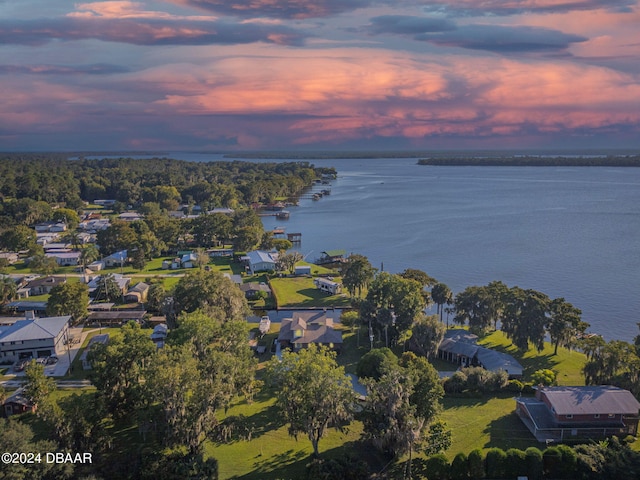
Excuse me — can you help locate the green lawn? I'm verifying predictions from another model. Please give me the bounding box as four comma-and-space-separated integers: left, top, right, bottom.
477, 330, 587, 385
269, 277, 351, 308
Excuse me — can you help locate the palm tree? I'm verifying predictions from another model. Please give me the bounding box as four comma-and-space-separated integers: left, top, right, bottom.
431, 282, 452, 324
80, 245, 100, 269
0, 276, 17, 304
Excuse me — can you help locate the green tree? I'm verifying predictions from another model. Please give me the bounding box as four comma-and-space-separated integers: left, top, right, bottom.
146, 282, 166, 312
172, 270, 250, 321
431, 282, 453, 324
408, 314, 445, 359
400, 268, 437, 305
0, 224, 37, 251
89, 322, 156, 418
266, 345, 354, 457
363, 359, 445, 477
341, 253, 376, 297
276, 251, 303, 274
356, 347, 398, 380
339, 310, 359, 332
51, 208, 80, 229
362, 272, 426, 347
547, 297, 587, 354
94, 273, 123, 303
502, 287, 550, 351
80, 244, 99, 268
28, 254, 58, 275
0, 419, 72, 480
0, 275, 17, 304
531, 368, 557, 386
24, 360, 56, 408
46, 282, 89, 323
96, 220, 137, 256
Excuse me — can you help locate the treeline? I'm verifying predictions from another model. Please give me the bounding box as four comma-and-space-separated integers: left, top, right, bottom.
417, 155, 640, 166
0, 154, 335, 225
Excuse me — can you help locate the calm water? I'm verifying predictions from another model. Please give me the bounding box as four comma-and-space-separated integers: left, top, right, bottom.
105, 153, 640, 341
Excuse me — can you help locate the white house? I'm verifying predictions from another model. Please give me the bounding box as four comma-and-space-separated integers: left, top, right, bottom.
0, 314, 71, 362
103, 250, 127, 268
45, 251, 81, 266
245, 250, 277, 274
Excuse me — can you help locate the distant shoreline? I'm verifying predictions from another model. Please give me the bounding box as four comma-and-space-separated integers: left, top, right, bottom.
417, 156, 640, 167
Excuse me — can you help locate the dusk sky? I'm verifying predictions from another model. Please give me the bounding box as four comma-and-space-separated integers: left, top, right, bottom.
1, 0, 640, 151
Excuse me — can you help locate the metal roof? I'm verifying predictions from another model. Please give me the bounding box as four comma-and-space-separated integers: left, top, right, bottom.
0, 316, 70, 343
541, 386, 640, 416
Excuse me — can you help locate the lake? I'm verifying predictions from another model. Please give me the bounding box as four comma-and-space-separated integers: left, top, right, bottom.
108, 153, 640, 342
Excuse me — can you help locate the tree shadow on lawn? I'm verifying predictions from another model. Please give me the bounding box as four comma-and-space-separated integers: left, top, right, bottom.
483, 411, 538, 451
232, 440, 386, 480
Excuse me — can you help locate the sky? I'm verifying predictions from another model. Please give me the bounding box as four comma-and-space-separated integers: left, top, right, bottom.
1, 0, 640, 151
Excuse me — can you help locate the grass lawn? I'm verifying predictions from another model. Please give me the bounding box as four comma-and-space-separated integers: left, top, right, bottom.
206, 391, 375, 480
477, 330, 587, 385
269, 277, 352, 308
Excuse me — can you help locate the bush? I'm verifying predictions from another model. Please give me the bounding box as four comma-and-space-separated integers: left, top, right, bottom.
443, 371, 467, 394
524, 447, 544, 480
426, 454, 450, 480
531, 368, 557, 386
306, 453, 370, 480
467, 448, 485, 479
505, 448, 526, 478
543, 446, 562, 478
450, 452, 469, 480
522, 382, 536, 394
507, 379, 524, 393
557, 444, 577, 478
485, 448, 507, 479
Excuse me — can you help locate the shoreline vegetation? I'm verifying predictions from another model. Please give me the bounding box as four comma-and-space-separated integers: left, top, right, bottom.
417, 155, 640, 167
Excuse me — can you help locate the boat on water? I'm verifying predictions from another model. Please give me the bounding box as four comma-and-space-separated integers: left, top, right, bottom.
276, 210, 290, 219
259, 316, 271, 335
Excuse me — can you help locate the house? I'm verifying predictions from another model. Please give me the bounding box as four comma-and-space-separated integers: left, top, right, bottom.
222, 273, 243, 285
0, 314, 71, 362
437, 329, 523, 378
313, 277, 342, 295
277, 311, 343, 352
26, 276, 66, 295
124, 282, 150, 303
45, 251, 81, 266
0, 252, 19, 265
516, 385, 640, 443
79, 333, 109, 370
118, 212, 144, 222
3, 388, 36, 417
180, 252, 198, 269
240, 282, 271, 299
86, 274, 130, 298
102, 250, 127, 268
245, 250, 277, 274
93, 199, 116, 207
5, 301, 48, 314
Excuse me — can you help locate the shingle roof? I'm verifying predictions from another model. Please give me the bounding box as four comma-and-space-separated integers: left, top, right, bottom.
541, 386, 640, 416
476, 347, 523, 376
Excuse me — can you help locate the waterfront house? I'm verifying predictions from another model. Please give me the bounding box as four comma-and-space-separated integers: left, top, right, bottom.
245, 250, 277, 274
277, 311, 343, 352
437, 329, 523, 378
516, 385, 640, 442
294, 265, 311, 276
